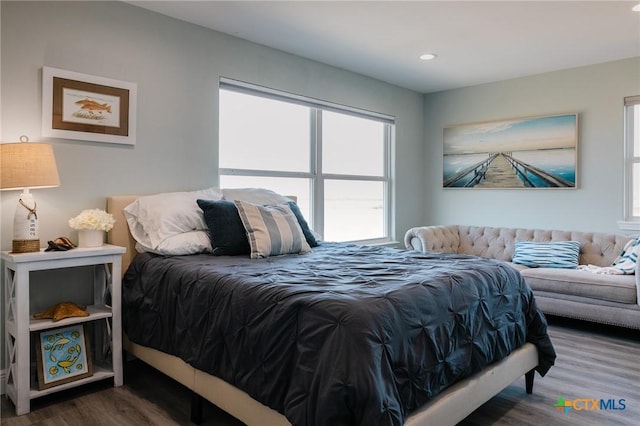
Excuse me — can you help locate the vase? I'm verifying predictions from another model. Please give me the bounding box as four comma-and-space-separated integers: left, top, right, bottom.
78, 230, 105, 248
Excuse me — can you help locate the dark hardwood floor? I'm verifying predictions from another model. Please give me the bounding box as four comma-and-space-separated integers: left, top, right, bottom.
2, 317, 639, 425
458, 317, 640, 426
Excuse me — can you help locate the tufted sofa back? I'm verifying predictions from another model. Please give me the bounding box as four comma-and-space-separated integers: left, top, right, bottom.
406, 225, 634, 267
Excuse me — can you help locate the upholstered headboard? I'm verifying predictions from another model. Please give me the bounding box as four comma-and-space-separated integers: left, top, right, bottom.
106, 194, 299, 277
107, 195, 139, 276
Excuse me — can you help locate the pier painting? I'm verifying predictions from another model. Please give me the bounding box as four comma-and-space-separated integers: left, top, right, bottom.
443, 114, 577, 188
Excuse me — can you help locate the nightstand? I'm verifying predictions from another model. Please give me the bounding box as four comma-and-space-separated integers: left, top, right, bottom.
1, 245, 126, 415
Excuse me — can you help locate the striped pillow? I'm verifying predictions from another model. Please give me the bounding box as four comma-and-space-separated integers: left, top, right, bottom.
512, 240, 581, 269
611, 237, 640, 274
234, 200, 311, 259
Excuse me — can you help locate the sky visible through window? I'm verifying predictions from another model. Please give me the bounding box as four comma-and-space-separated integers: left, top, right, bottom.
219, 90, 387, 242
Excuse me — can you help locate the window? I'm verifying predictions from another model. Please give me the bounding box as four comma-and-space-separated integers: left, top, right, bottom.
623, 95, 640, 224
218, 78, 394, 243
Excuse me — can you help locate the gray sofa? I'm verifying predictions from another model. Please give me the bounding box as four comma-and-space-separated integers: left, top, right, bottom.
404, 225, 640, 330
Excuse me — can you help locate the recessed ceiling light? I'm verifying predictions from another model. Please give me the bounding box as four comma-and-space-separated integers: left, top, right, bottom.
633, 3, 640, 12
419, 53, 437, 61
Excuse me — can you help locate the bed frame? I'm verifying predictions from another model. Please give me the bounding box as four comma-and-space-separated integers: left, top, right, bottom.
107, 195, 538, 426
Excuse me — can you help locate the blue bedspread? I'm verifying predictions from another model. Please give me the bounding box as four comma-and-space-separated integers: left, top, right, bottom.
123, 242, 555, 426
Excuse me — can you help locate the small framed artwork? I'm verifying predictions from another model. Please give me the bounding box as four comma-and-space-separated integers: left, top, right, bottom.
443, 113, 578, 189
36, 324, 93, 390
42, 66, 137, 145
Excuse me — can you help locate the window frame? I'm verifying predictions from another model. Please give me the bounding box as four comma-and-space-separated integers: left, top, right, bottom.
621, 95, 640, 230
218, 78, 395, 244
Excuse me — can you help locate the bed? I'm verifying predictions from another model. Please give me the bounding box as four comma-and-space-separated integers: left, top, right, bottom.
107, 194, 555, 426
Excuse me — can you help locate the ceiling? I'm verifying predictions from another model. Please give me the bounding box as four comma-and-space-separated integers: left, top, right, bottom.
126, 1, 640, 94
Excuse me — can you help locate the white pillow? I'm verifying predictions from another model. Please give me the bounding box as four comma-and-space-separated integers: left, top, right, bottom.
222, 187, 292, 205
123, 187, 222, 254
135, 231, 212, 256
234, 200, 311, 259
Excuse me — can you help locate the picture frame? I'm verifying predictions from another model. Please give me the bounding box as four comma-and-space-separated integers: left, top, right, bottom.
36, 324, 93, 390
443, 113, 578, 189
42, 66, 137, 145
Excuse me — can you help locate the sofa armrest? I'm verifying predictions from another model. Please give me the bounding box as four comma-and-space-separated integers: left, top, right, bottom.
404, 225, 461, 253
636, 261, 640, 307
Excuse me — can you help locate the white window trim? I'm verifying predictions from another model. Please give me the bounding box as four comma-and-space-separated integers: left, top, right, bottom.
618, 221, 640, 232
620, 95, 640, 232
219, 78, 395, 243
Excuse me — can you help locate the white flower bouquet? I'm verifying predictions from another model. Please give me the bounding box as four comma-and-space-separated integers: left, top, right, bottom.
68, 209, 115, 232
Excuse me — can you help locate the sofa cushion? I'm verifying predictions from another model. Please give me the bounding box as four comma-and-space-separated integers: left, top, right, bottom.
512, 240, 580, 268
505, 262, 529, 272
520, 268, 637, 304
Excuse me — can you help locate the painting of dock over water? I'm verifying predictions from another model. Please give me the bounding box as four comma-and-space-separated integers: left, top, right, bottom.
443, 114, 577, 188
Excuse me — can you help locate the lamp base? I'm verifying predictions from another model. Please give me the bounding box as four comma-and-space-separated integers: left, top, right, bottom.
12, 239, 41, 253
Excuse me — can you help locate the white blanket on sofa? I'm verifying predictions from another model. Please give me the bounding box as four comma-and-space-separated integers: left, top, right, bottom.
578, 237, 639, 274
577, 264, 625, 275
577, 237, 640, 306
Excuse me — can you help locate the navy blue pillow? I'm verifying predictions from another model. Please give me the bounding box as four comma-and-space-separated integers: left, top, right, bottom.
197, 199, 250, 256
287, 201, 318, 247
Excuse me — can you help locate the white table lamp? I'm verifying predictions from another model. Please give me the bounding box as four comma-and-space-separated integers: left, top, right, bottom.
1, 136, 60, 253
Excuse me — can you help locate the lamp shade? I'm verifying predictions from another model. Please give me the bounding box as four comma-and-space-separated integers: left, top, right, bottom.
1, 141, 60, 190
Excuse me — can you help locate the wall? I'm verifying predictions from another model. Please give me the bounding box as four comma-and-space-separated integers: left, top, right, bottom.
0, 1, 425, 246
423, 57, 640, 234
0, 1, 424, 372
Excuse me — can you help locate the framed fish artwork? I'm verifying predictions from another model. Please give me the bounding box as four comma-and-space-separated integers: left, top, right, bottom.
42, 66, 137, 145
36, 324, 93, 390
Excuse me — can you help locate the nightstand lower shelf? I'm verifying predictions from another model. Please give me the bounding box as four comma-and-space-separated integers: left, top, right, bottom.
29, 365, 116, 399
5, 364, 116, 403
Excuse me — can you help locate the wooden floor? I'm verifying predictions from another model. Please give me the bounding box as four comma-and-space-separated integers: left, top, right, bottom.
2, 317, 639, 425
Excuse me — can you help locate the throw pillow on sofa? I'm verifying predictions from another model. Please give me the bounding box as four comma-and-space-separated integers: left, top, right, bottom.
512, 240, 581, 268
611, 237, 640, 274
